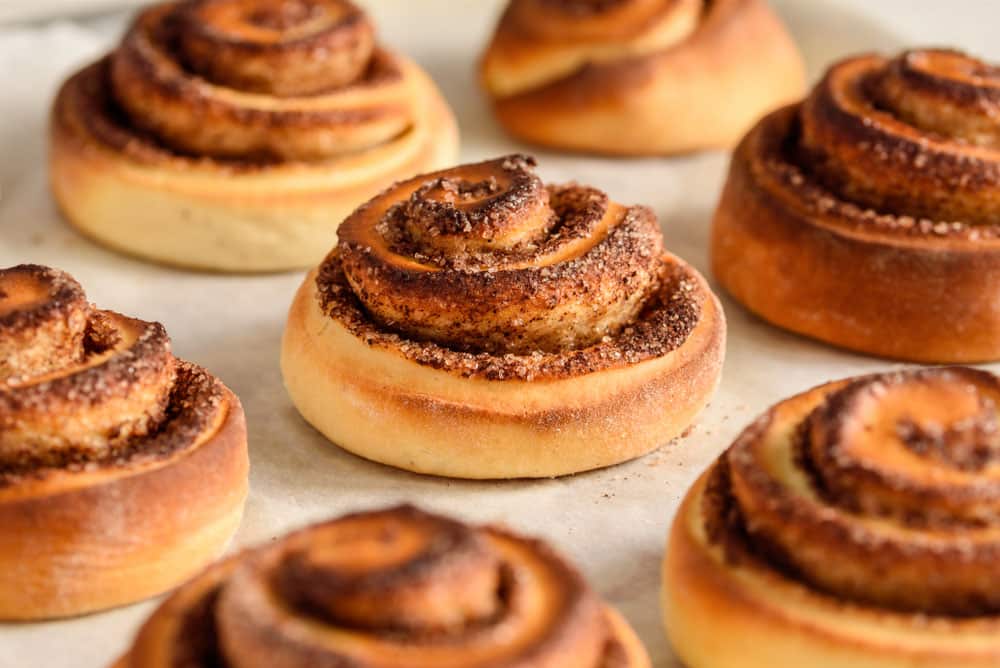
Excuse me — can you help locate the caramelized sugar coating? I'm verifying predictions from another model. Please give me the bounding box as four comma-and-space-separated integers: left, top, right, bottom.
713, 48, 1000, 362
0, 265, 247, 619
665, 367, 1000, 668
282, 156, 725, 478
116, 505, 650, 668
49, 0, 458, 271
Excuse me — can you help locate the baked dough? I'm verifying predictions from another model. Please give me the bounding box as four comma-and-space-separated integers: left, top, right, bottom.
282, 155, 725, 478
50, 0, 458, 271
115, 505, 650, 667
665, 366, 1000, 668
0, 264, 247, 619
713, 49, 1000, 362
480, 0, 804, 155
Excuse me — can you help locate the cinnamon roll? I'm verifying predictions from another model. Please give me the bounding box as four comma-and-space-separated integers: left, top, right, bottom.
0, 265, 247, 620
281, 155, 725, 478
49, 0, 458, 272
713, 48, 1000, 362
115, 505, 650, 668
664, 366, 1000, 668
479, 0, 805, 155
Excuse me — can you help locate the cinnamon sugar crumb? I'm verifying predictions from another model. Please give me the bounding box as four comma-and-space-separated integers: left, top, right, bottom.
316, 254, 701, 382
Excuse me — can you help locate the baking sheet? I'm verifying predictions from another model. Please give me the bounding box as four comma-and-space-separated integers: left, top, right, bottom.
0, 2, 975, 665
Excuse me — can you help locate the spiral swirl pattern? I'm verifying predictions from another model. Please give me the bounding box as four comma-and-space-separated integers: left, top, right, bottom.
663, 367, 1000, 668
117, 506, 650, 667
285, 154, 723, 477
337, 154, 664, 356
49, 0, 457, 271
322, 154, 709, 376
0, 265, 247, 619
799, 49, 1000, 227
483, 0, 703, 98
0, 265, 180, 471
176, 0, 375, 95
708, 367, 1000, 616
711, 48, 1000, 362
479, 0, 805, 154
109, 0, 415, 161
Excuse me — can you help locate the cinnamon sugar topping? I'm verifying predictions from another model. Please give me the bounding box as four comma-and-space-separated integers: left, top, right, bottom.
896, 399, 1000, 472
759, 49, 1000, 235
0, 264, 228, 484
709, 367, 1000, 617
52, 0, 415, 166
318, 248, 700, 381
330, 155, 702, 366
245, 0, 325, 30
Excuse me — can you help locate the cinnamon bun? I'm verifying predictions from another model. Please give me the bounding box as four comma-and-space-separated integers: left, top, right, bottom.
50, 0, 458, 272
479, 0, 805, 155
664, 366, 1000, 668
0, 265, 247, 619
713, 48, 1000, 362
281, 155, 725, 478
115, 505, 650, 668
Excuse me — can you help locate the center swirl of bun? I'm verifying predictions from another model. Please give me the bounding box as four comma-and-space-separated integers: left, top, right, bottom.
336, 155, 664, 354
711, 367, 1000, 617
137, 506, 637, 667
795, 48, 1000, 227
176, 0, 375, 95
106, 0, 417, 161
0, 266, 175, 471
271, 509, 503, 631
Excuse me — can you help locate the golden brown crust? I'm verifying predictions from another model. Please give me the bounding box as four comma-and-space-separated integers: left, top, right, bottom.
0, 265, 90, 380
48, 0, 458, 271
116, 505, 650, 668
335, 154, 671, 359
0, 265, 248, 619
317, 251, 704, 382
282, 155, 725, 478
713, 48, 1000, 362
663, 367, 1000, 668
109, 2, 410, 161
480, 0, 805, 155
176, 0, 376, 96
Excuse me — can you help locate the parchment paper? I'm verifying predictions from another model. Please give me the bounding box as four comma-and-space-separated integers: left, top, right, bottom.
0, 2, 986, 666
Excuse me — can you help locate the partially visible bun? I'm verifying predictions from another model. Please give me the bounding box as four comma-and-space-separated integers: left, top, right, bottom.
480, 0, 804, 155
665, 366, 1000, 668
0, 264, 248, 619
713, 48, 1000, 362
50, 0, 458, 271
116, 505, 650, 668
